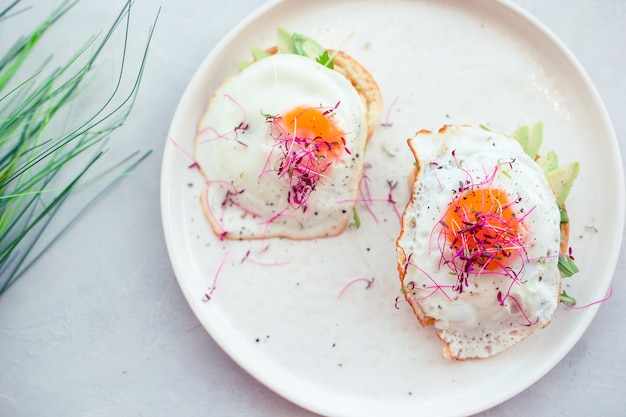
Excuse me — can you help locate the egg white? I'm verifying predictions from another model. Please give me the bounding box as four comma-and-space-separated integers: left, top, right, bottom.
396, 125, 562, 359
195, 53, 368, 240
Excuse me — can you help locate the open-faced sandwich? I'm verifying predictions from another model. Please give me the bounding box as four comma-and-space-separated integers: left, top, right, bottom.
396, 123, 579, 360
194, 27, 382, 240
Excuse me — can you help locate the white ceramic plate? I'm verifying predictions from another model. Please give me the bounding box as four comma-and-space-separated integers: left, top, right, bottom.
161, 1, 624, 416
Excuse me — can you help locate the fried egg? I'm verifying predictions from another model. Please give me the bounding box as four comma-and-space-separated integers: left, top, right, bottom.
195, 53, 368, 240
396, 125, 562, 359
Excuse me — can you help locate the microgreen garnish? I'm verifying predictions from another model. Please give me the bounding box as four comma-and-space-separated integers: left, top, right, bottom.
558, 250, 579, 278
352, 206, 361, 229
241, 249, 290, 267
394, 296, 406, 309
166, 133, 199, 169
338, 277, 375, 299
0, 0, 156, 295
285, 29, 336, 69
262, 103, 349, 211
402, 254, 454, 303
242, 257, 290, 267
380, 95, 399, 127
260, 110, 277, 119
241, 27, 338, 71
202, 180, 259, 240
316, 50, 334, 69
496, 159, 513, 178
403, 155, 545, 325
435, 159, 530, 294
357, 163, 378, 223
387, 179, 402, 223
497, 290, 537, 326
336, 166, 405, 227
559, 290, 576, 306
562, 287, 613, 309
203, 251, 230, 301
198, 94, 249, 147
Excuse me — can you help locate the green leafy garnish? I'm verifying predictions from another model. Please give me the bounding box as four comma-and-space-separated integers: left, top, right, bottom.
558, 254, 580, 278
291, 33, 323, 58
559, 205, 569, 224
559, 290, 576, 306
0, 0, 156, 295
241, 26, 335, 71
352, 206, 361, 229
316, 50, 334, 69
278, 27, 335, 69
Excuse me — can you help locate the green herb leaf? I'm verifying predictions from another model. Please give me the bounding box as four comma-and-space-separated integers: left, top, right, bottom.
316, 50, 334, 69
559, 290, 576, 306
558, 254, 579, 278
352, 206, 361, 229
275, 27, 334, 69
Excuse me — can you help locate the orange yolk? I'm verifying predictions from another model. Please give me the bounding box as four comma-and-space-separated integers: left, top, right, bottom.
277, 105, 345, 162
442, 187, 520, 271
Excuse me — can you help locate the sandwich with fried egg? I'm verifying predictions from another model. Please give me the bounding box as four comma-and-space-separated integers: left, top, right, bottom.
194, 27, 382, 240
396, 124, 579, 360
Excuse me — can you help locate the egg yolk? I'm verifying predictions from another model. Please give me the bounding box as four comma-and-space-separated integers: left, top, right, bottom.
276, 105, 346, 162
268, 104, 348, 211
441, 187, 521, 272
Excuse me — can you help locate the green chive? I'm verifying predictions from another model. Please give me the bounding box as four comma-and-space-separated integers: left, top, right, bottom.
0, 0, 158, 295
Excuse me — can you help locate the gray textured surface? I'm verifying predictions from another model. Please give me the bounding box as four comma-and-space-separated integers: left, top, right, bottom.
0, 1, 624, 416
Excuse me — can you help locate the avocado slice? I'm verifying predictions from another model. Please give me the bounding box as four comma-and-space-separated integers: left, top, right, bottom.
546, 161, 580, 206
536, 150, 558, 173
512, 121, 543, 160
